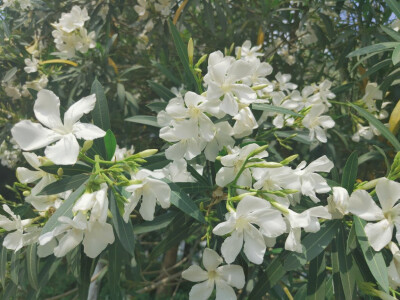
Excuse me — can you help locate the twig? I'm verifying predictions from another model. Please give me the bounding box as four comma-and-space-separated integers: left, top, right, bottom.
136, 272, 182, 294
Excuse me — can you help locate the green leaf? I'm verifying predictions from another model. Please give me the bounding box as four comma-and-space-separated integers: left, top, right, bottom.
380, 25, 400, 42
3, 67, 17, 83
78, 251, 92, 300
360, 59, 392, 79
37, 256, 61, 290
341, 151, 358, 193
148, 81, 176, 101
125, 115, 161, 128
108, 241, 122, 299
168, 20, 198, 92
248, 254, 288, 299
41, 182, 87, 235
40, 162, 92, 176
152, 61, 180, 85
284, 220, 340, 271
142, 153, 170, 170
346, 223, 357, 255
0, 246, 6, 288
38, 174, 90, 195
165, 179, 206, 223
10, 250, 19, 285
26, 243, 39, 290
331, 237, 346, 300
354, 216, 389, 292
387, 0, 400, 19
187, 164, 210, 186
176, 182, 213, 193
393, 44, 400, 65
350, 103, 400, 151
252, 103, 302, 117
306, 252, 326, 300
346, 42, 399, 57
337, 224, 356, 300
91, 79, 111, 131
109, 190, 135, 255
146, 102, 168, 113
104, 129, 117, 161
294, 284, 307, 300
132, 211, 177, 234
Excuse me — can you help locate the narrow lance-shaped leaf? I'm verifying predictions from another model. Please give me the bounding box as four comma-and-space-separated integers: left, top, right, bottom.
90, 79, 111, 131
337, 224, 356, 300
148, 81, 176, 101
104, 129, 117, 161
387, 0, 400, 19
306, 251, 326, 300
0, 245, 7, 288
341, 151, 358, 193
26, 243, 39, 290
346, 42, 399, 57
38, 174, 90, 195
125, 115, 161, 128
331, 237, 346, 300
108, 240, 122, 299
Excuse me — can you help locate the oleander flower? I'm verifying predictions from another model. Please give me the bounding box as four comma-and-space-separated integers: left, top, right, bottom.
11, 89, 106, 165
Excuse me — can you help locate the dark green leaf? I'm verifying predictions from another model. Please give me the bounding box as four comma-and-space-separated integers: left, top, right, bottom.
104, 129, 117, 161
26, 244, 38, 290
108, 241, 122, 299
346, 223, 357, 255
306, 252, 326, 300
354, 216, 389, 292
341, 151, 358, 193
91, 79, 111, 131
393, 44, 400, 65
125, 115, 161, 128
37, 256, 61, 289
132, 211, 177, 234
176, 182, 213, 193
332, 237, 346, 300
166, 179, 206, 223
337, 224, 356, 300
40, 162, 92, 176
380, 25, 400, 42
41, 182, 87, 235
10, 250, 19, 285
146, 102, 168, 113
387, 0, 400, 19
284, 220, 340, 271
142, 153, 170, 170
109, 190, 135, 255
346, 42, 399, 57
187, 164, 210, 186
350, 103, 400, 151
78, 251, 92, 300
38, 174, 90, 195
0, 246, 6, 288
148, 81, 176, 101
252, 103, 302, 117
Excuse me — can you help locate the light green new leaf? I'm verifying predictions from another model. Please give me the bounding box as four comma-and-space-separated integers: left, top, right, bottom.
341, 151, 358, 193
350, 103, 400, 151
26, 243, 39, 290
38, 174, 90, 195
393, 44, 400, 65
354, 216, 389, 292
125, 115, 161, 128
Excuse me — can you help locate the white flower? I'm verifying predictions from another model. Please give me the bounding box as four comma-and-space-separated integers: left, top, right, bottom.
11, 89, 106, 165
294, 155, 333, 203
112, 145, 135, 161
204, 121, 235, 162
309, 80, 335, 108
213, 196, 286, 264
56, 6, 90, 33
73, 184, 109, 223
182, 248, 245, 300
24, 57, 39, 73
302, 104, 335, 143
252, 166, 299, 192
362, 82, 383, 113
134, 0, 148, 18
0, 205, 40, 251
154, 0, 172, 17
232, 107, 258, 138
216, 144, 268, 188
235, 40, 263, 62
274, 72, 297, 93
123, 169, 171, 221
327, 187, 350, 219
204, 51, 256, 116
388, 242, 400, 288
351, 124, 375, 142
154, 159, 196, 182
347, 178, 400, 251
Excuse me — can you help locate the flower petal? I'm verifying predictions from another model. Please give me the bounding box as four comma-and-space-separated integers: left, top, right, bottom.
181, 265, 208, 282
16, 167, 42, 184
73, 122, 106, 140
3, 231, 24, 251
83, 222, 115, 258
203, 248, 223, 271
216, 167, 235, 187
221, 230, 243, 264
63, 94, 96, 129
140, 187, 157, 221
213, 214, 236, 236
33, 89, 63, 130
215, 279, 237, 300
45, 133, 80, 165
11, 120, 60, 151
376, 178, 400, 213
217, 265, 245, 289
364, 219, 394, 251
243, 224, 266, 264
348, 190, 384, 221
188, 280, 214, 300
54, 228, 84, 257
123, 192, 141, 223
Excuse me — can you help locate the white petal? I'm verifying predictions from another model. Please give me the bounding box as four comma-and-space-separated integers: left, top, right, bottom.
22, 152, 41, 170
348, 190, 384, 221
34, 89, 63, 129
217, 265, 245, 289
54, 229, 84, 257
38, 238, 57, 257
203, 248, 223, 271
213, 215, 236, 236
64, 94, 96, 129
216, 167, 236, 187
146, 178, 171, 209
221, 230, 243, 264
376, 178, 400, 212
285, 227, 303, 253
45, 133, 80, 165
220, 94, 239, 116
258, 210, 286, 238
215, 279, 237, 300
364, 219, 394, 251
140, 188, 157, 221
181, 265, 208, 282
73, 193, 95, 213
3, 231, 24, 251
83, 222, 115, 258
236, 196, 269, 216
16, 168, 42, 184
123, 192, 141, 222
188, 280, 214, 300
11, 120, 60, 151
243, 224, 266, 264
72, 122, 106, 140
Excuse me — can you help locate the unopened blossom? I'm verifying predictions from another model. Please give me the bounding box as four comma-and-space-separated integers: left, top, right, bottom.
213, 196, 286, 264
294, 155, 333, 203
11, 89, 106, 165
347, 178, 400, 251
204, 51, 256, 116
123, 169, 171, 222
216, 144, 268, 188
182, 248, 245, 300
302, 104, 335, 143
327, 187, 350, 219
24, 57, 39, 73
0, 205, 40, 251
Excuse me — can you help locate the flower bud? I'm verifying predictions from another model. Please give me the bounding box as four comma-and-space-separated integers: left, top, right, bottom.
248, 144, 269, 158
247, 162, 282, 168
136, 149, 158, 158
229, 192, 257, 201
195, 54, 208, 67
57, 168, 63, 177
252, 84, 269, 91
81, 140, 93, 153
236, 47, 242, 59
23, 191, 30, 196
188, 38, 194, 66
358, 178, 381, 190
280, 154, 298, 165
